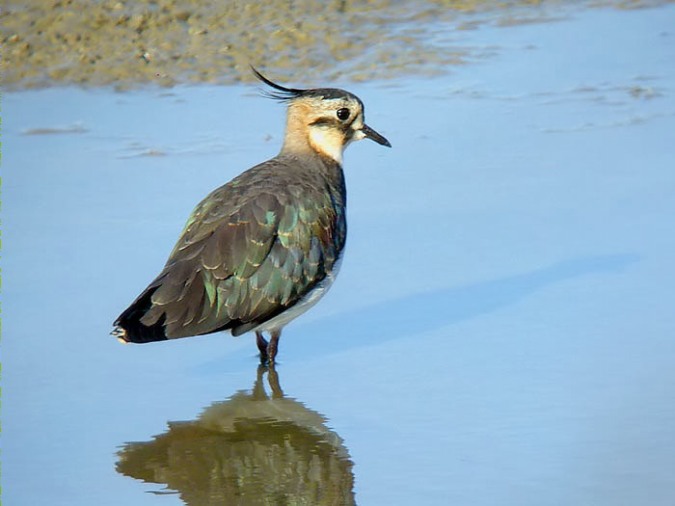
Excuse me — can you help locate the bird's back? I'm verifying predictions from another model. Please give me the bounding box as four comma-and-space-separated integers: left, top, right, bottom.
114, 152, 347, 343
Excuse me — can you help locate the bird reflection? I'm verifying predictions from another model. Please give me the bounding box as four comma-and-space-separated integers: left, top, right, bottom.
116, 366, 355, 505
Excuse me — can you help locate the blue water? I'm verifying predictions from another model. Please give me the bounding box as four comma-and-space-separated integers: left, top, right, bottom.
4, 4, 675, 505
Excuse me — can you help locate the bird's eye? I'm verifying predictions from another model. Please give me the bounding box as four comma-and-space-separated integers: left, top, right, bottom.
336, 108, 350, 121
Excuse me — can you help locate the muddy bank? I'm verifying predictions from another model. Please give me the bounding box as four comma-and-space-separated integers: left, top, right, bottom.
2, 0, 671, 90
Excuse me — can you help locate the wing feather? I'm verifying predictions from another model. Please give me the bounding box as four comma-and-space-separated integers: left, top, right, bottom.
116, 156, 347, 342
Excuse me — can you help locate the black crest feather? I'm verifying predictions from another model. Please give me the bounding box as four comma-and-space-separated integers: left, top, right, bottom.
251, 66, 307, 101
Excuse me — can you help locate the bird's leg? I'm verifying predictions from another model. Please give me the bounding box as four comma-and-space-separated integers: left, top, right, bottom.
256, 331, 269, 363
267, 330, 282, 366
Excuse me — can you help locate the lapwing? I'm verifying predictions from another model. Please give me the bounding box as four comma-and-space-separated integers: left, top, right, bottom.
113, 68, 391, 364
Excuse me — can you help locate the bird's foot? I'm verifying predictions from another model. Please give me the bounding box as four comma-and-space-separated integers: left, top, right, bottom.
266, 330, 281, 366
256, 330, 281, 366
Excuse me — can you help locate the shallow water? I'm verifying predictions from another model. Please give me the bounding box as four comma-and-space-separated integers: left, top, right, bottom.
4, 4, 675, 505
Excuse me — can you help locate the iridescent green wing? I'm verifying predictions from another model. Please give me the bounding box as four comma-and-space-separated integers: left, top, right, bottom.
139, 179, 340, 339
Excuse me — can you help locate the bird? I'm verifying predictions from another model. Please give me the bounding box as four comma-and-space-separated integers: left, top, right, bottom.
112, 68, 391, 364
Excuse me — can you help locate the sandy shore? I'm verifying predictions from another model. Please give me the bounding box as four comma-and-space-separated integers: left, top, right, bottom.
2, 0, 671, 90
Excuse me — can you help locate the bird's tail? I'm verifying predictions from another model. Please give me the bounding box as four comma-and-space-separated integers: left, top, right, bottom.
113, 287, 169, 344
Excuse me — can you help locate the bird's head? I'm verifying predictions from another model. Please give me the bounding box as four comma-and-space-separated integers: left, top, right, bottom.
253, 68, 391, 164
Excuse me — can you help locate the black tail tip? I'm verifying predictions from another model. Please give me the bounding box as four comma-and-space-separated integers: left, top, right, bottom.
111, 316, 169, 344
113, 287, 169, 344
111, 325, 131, 344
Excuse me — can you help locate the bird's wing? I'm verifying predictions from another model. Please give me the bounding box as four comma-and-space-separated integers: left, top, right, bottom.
137, 171, 342, 339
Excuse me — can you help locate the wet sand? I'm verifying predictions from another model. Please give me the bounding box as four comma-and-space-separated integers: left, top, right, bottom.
3, 0, 671, 90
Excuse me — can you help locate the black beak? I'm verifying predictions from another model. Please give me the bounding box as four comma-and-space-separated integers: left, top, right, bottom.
362, 124, 391, 147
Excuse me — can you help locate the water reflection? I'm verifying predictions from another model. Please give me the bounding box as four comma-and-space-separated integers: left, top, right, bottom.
116, 366, 355, 505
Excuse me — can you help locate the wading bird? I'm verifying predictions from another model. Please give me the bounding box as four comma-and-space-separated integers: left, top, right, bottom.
113, 68, 390, 364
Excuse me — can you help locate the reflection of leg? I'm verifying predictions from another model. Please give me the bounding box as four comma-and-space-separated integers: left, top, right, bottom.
252, 364, 270, 400
267, 364, 284, 399
267, 330, 281, 365
256, 331, 269, 363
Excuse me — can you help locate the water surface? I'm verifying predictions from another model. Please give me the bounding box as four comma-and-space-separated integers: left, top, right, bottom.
4, 4, 675, 505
